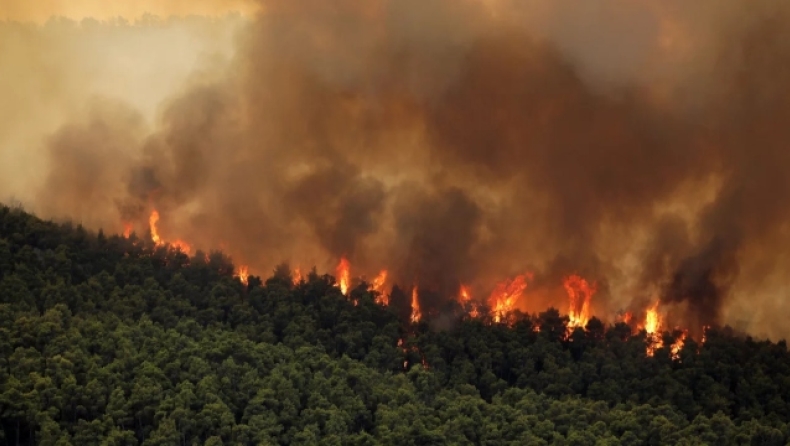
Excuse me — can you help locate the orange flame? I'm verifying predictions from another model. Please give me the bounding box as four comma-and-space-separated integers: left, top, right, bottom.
671, 330, 687, 359
235, 266, 249, 286
292, 267, 302, 285
170, 239, 192, 254
642, 301, 663, 356
564, 274, 596, 329
487, 274, 530, 323
410, 286, 421, 323
122, 223, 133, 238
149, 210, 162, 245
459, 285, 480, 318
371, 270, 389, 305
620, 311, 633, 325
336, 257, 350, 295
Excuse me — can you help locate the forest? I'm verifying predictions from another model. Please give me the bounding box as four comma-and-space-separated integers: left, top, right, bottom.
1, 204, 789, 446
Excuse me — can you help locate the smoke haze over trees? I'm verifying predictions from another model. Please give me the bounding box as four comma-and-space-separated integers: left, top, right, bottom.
1, 0, 790, 338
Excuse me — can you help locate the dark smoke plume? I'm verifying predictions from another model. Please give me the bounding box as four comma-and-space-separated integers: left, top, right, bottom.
21, 0, 790, 338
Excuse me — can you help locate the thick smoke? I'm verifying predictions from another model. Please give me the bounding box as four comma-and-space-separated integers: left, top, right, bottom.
7, 0, 790, 338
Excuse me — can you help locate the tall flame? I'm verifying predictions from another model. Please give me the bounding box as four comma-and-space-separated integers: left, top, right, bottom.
149, 210, 162, 245
487, 274, 530, 323
371, 270, 389, 305
564, 274, 596, 329
336, 257, 350, 295
236, 266, 249, 286
410, 286, 421, 323
642, 301, 663, 356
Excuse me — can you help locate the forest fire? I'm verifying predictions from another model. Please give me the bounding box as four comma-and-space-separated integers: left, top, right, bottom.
372, 270, 388, 304
410, 286, 421, 323
564, 274, 595, 329
336, 257, 350, 295
128, 210, 699, 359
638, 302, 687, 358
149, 210, 161, 245
147, 210, 191, 253
292, 267, 303, 285
235, 266, 249, 286
487, 274, 530, 323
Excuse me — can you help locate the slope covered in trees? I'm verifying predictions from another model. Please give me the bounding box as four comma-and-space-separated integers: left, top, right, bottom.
1, 204, 789, 445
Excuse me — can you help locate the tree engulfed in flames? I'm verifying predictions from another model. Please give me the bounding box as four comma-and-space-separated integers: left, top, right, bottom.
564, 274, 595, 329
459, 285, 480, 318
371, 270, 389, 305
235, 266, 249, 286
336, 257, 350, 295
410, 286, 422, 323
487, 274, 531, 323
640, 301, 687, 359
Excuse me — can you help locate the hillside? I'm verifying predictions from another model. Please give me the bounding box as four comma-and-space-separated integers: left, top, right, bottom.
1, 204, 789, 446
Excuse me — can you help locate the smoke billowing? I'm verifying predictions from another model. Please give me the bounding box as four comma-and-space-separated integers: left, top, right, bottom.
4, 0, 790, 339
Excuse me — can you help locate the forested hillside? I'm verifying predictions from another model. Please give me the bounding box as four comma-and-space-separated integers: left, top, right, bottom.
1, 204, 790, 445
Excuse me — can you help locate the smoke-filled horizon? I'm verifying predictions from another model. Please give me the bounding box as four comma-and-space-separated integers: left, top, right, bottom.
3, 0, 790, 339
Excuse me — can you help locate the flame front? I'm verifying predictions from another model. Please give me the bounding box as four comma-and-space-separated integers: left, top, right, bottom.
564, 274, 596, 329
336, 257, 350, 295
487, 274, 529, 323
410, 286, 421, 323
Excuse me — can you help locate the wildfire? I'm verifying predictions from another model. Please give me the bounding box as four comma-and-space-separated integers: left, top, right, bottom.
459, 285, 480, 318
487, 274, 530, 323
564, 274, 596, 329
620, 311, 633, 325
642, 302, 663, 356
171, 239, 191, 254
671, 331, 688, 359
235, 266, 249, 286
410, 286, 421, 323
292, 267, 303, 285
123, 223, 133, 238
149, 210, 162, 245
336, 257, 350, 295
371, 270, 389, 305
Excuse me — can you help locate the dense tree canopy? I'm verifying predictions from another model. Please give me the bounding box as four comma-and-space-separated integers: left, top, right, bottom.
1, 204, 789, 445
